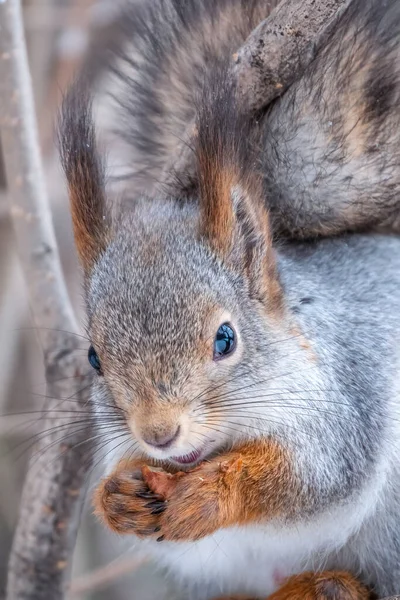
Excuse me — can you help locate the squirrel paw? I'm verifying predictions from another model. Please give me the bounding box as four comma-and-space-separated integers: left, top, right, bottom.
94, 453, 245, 541
93, 456, 233, 541
267, 571, 370, 600
147, 457, 242, 542
93, 459, 167, 537
212, 571, 370, 600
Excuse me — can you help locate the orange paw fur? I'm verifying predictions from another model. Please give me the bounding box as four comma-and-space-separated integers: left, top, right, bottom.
267, 571, 370, 600
147, 459, 223, 541
94, 439, 297, 542
212, 571, 369, 599
93, 459, 168, 536
93, 455, 240, 541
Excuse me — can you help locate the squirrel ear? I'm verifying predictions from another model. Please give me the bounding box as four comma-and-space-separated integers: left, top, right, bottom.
194, 75, 283, 312
198, 153, 283, 312
59, 87, 110, 275
232, 184, 283, 313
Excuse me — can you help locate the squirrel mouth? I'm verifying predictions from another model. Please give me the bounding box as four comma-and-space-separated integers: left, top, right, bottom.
170, 447, 203, 465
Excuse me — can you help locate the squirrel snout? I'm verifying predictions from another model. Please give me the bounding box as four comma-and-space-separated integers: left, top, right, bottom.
142, 425, 181, 450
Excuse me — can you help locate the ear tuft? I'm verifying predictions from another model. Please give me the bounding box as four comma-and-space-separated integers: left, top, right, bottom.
195, 67, 249, 257
195, 67, 283, 313
58, 84, 110, 274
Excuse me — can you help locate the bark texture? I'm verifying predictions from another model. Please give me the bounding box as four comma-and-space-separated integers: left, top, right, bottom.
233, 0, 353, 112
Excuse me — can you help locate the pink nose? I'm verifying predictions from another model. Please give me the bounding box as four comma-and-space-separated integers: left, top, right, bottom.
142, 425, 181, 449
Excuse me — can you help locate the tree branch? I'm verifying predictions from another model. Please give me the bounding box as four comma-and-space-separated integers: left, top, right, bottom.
0, 1, 93, 598
233, 0, 353, 112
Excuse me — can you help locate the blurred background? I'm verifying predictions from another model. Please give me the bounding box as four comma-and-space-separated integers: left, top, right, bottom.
0, 1, 182, 598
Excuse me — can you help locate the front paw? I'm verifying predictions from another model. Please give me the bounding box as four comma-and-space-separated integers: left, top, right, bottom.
94, 454, 242, 542
93, 459, 167, 537
151, 457, 243, 542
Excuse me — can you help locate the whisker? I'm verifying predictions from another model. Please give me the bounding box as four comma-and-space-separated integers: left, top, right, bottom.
190, 368, 253, 405
26, 422, 132, 469
87, 437, 138, 480
26, 382, 94, 404
200, 398, 343, 414
1, 408, 124, 419
202, 417, 319, 441
22, 395, 128, 413
0, 409, 125, 443
198, 395, 393, 421
14, 326, 90, 342
8, 418, 127, 461
36, 428, 133, 473
198, 364, 323, 409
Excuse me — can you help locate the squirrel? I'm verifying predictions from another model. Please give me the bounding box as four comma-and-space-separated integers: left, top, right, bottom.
59, 0, 400, 598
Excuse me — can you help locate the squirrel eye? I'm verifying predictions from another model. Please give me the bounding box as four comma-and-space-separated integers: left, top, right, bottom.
88, 345, 102, 373
213, 323, 236, 360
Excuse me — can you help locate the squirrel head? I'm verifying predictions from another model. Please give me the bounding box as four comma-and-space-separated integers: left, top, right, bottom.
59, 75, 288, 468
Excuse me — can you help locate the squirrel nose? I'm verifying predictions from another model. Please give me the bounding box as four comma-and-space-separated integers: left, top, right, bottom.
142, 425, 181, 449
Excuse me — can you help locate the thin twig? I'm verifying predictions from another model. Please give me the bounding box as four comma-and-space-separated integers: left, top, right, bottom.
67, 555, 148, 597
0, 252, 25, 412
0, 1, 93, 598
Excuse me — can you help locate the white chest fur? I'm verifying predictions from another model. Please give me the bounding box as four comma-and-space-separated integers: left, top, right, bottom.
135, 487, 378, 599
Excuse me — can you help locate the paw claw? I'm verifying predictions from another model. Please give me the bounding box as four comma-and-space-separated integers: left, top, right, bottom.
150, 505, 167, 515
94, 462, 169, 536
136, 491, 159, 500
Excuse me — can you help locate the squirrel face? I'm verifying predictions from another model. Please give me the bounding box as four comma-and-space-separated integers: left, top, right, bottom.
85, 199, 284, 467
59, 84, 288, 468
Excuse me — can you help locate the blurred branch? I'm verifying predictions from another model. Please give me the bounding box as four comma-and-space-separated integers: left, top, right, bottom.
0, 252, 25, 412
0, 1, 93, 598
37, 0, 97, 154
67, 555, 147, 597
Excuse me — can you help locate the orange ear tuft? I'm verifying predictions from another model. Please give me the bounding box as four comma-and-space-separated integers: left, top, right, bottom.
195, 67, 241, 258
59, 86, 110, 274
197, 155, 236, 256
194, 66, 283, 313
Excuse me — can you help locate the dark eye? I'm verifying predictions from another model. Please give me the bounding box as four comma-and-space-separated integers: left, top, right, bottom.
88, 345, 102, 373
213, 323, 236, 360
